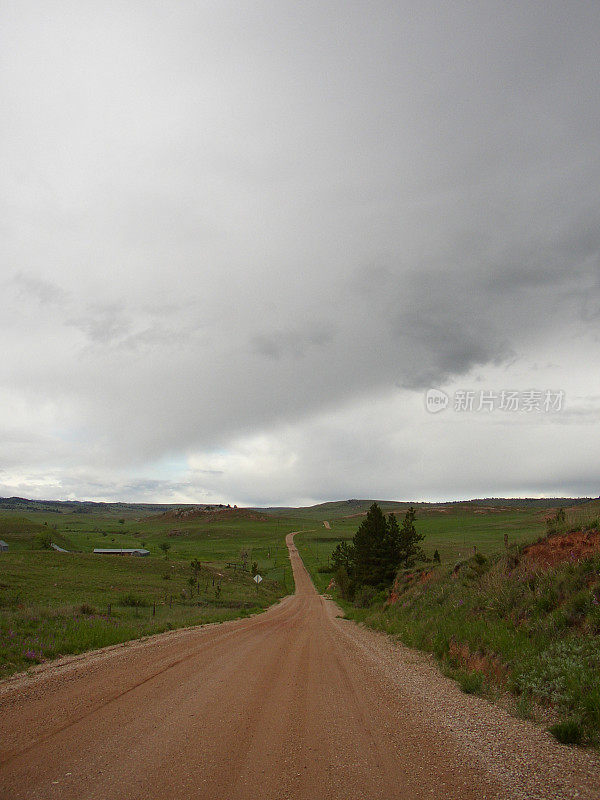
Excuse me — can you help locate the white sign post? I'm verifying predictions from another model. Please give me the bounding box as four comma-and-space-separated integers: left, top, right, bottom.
253, 574, 262, 592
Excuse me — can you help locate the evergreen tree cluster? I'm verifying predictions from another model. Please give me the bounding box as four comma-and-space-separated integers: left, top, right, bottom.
331, 502, 425, 598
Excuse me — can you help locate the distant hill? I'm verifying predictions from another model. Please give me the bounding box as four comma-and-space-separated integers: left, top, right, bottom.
575, 497, 600, 513
256, 496, 596, 520
0, 496, 178, 517
150, 506, 268, 523
1, 494, 595, 522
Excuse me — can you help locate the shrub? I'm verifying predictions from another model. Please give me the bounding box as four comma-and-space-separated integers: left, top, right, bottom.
534, 582, 560, 614
562, 590, 590, 627
549, 719, 583, 745
354, 585, 376, 608
373, 589, 389, 605
456, 669, 485, 695
514, 692, 532, 719
79, 603, 96, 615
159, 542, 171, 558
581, 686, 600, 730
119, 593, 148, 607
335, 566, 353, 600
33, 534, 52, 550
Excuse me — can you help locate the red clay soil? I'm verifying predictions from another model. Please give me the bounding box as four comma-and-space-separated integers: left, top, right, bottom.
387, 570, 435, 606
447, 641, 508, 683
523, 528, 600, 568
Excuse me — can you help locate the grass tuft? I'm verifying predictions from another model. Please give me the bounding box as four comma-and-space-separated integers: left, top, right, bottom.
455, 669, 485, 695
549, 719, 583, 745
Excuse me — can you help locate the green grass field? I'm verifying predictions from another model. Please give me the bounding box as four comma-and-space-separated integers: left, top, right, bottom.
0, 508, 302, 581
295, 506, 548, 592
0, 508, 303, 678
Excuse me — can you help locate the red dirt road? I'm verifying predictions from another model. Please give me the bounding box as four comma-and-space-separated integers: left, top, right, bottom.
0, 534, 595, 799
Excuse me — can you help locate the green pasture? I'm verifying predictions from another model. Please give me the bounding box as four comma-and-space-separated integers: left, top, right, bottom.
0, 508, 302, 678
295, 507, 548, 592
0, 510, 301, 584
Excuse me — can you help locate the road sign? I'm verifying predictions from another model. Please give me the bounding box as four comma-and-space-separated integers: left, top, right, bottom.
253, 574, 262, 584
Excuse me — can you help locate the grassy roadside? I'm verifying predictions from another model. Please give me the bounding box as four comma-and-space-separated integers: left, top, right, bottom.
296, 515, 600, 747
0, 551, 286, 678
0, 511, 297, 679
352, 552, 600, 745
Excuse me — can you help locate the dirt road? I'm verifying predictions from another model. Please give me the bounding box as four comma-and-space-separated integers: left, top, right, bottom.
1, 533, 598, 799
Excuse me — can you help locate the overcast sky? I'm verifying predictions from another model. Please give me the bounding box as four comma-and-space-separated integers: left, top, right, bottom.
1, 1, 599, 506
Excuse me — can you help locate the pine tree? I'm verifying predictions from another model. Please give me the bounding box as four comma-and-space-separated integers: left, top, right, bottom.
382, 512, 402, 583
398, 506, 425, 567
345, 503, 426, 593
351, 502, 389, 587
331, 540, 354, 571
350, 502, 402, 588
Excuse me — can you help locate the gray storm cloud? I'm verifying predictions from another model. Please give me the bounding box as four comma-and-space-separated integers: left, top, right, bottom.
1, 1, 599, 502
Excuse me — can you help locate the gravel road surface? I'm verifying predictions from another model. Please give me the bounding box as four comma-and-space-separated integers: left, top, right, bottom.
0, 532, 598, 799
